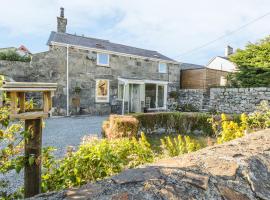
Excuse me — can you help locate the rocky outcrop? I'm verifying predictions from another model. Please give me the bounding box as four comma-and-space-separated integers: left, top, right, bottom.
32, 129, 270, 200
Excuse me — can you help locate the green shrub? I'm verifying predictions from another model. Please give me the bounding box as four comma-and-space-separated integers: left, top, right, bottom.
248, 100, 270, 130
0, 50, 31, 62
210, 101, 270, 144
41, 132, 154, 192
161, 135, 202, 157
216, 113, 248, 144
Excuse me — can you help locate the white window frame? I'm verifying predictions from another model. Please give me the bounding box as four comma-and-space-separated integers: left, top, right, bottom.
95, 79, 110, 103
158, 62, 167, 73
145, 83, 167, 110
97, 53, 110, 66
220, 76, 227, 86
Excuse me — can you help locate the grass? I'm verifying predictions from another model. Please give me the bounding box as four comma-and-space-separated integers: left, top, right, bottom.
146, 132, 212, 154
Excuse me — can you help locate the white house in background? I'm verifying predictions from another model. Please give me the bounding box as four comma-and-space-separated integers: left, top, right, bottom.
206, 46, 237, 72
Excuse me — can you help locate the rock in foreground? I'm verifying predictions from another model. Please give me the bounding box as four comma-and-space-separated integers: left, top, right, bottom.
33, 129, 270, 200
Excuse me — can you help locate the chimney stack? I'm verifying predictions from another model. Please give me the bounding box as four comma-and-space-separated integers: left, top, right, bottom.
225, 45, 233, 57
57, 7, 67, 33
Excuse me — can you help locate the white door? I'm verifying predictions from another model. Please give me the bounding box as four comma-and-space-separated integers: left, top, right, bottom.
130, 84, 141, 112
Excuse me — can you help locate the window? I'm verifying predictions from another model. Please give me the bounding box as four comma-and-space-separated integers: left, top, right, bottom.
159, 63, 167, 73
97, 53, 109, 66
220, 76, 227, 86
96, 79, 109, 102
145, 84, 166, 108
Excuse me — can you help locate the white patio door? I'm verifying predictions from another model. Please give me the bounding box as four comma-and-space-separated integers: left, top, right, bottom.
130, 84, 141, 113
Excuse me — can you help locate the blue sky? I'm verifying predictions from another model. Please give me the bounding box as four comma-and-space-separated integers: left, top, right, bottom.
0, 0, 270, 65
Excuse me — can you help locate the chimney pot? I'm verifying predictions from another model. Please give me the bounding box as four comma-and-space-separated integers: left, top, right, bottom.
60, 7, 64, 18
225, 45, 233, 57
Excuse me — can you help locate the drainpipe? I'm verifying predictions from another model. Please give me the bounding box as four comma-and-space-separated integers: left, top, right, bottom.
66, 44, 70, 116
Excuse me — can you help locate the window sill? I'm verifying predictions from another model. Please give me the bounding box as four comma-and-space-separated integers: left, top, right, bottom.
97, 64, 110, 67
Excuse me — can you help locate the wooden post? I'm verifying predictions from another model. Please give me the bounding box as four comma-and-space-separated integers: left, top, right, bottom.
18, 92, 25, 113
1, 81, 57, 198
43, 91, 51, 113
24, 118, 42, 198
10, 92, 18, 114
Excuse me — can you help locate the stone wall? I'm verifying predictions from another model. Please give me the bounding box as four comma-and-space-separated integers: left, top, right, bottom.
210, 87, 270, 113
179, 87, 270, 113
37, 46, 180, 115
178, 89, 206, 110
0, 60, 31, 81
1, 45, 181, 116
31, 129, 270, 200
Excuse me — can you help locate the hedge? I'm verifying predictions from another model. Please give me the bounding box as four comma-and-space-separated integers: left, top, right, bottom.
102, 112, 215, 139
133, 112, 213, 135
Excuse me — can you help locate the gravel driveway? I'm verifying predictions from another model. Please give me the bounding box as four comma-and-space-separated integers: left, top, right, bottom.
1, 115, 108, 195
43, 115, 108, 157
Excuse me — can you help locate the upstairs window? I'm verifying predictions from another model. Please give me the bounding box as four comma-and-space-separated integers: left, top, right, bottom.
159, 62, 167, 73
97, 53, 109, 66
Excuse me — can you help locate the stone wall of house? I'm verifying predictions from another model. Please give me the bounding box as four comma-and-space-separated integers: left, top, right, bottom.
1, 46, 181, 115
210, 87, 270, 113
36, 46, 180, 115
178, 89, 207, 110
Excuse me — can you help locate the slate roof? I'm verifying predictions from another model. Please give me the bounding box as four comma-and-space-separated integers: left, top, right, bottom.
218, 56, 229, 60
47, 31, 176, 62
180, 62, 205, 70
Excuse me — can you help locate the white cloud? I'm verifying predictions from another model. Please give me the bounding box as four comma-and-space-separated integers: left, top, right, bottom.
0, 0, 270, 64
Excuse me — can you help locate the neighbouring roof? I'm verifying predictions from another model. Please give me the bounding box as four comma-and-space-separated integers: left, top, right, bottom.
47, 31, 176, 62
180, 62, 205, 70
18, 45, 31, 54
218, 56, 229, 60
205, 56, 234, 67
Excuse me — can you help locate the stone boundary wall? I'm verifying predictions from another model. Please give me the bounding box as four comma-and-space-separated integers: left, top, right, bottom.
0, 60, 31, 81
31, 129, 270, 200
210, 87, 270, 113
179, 87, 270, 113
178, 89, 206, 110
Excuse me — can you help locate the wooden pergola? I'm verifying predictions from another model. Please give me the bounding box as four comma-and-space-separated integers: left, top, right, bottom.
1, 81, 57, 198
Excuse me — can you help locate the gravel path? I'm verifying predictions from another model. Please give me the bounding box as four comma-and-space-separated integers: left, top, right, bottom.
1, 115, 108, 195
43, 115, 108, 157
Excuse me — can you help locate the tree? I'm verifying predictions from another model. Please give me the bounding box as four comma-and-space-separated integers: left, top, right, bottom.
228, 36, 270, 87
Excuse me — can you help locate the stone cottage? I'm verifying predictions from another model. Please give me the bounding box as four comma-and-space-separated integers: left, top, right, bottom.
30, 8, 180, 115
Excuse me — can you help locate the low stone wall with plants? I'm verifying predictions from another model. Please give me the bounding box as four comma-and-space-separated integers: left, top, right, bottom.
210, 87, 270, 113
33, 129, 270, 200
102, 112, 214, 138
178, 89, 206, 111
